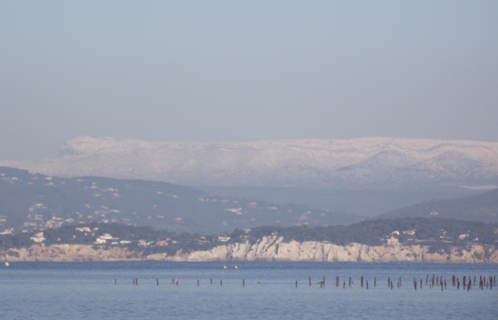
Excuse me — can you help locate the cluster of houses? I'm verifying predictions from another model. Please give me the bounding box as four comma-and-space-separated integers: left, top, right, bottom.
389, 229, 481, 242
90, 230, 170, 247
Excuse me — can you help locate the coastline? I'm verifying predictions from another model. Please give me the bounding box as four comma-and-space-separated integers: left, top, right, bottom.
2, 236, 497, 263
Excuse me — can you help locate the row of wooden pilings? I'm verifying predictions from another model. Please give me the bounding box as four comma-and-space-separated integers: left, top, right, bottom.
410, 274, 496, 291
126, 278, 228, 286
116, 275, 497, 290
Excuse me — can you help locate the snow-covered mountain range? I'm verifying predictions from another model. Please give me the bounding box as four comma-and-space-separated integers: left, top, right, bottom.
2, 136, 498, 189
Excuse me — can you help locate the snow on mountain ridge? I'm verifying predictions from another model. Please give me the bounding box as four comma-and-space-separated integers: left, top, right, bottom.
3, 136, 498, 188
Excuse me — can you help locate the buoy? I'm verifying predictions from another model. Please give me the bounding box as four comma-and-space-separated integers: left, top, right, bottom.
224, 266, 227, 269
5, 262, 9, 267
235, 266, 238, 269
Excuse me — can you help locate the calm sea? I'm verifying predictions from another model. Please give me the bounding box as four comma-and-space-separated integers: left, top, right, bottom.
1, 261, 497, 320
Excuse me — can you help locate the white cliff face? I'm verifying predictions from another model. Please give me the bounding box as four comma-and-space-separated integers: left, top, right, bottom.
182, 236, 498, 263
1, 136, 498, 188
2, 238, 497, 263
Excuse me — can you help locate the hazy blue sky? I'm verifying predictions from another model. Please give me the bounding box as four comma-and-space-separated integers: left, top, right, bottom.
1, 1, 497, 160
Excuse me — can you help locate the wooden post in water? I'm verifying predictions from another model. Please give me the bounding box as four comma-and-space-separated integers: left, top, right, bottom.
366, 280, 368, 289
467, 281, 471, 291
399, 276, 401, 288
172, 278, 175, 284
220, 279, 223, 286
349, 277, 351, 287
309, 276, 311, 287
157, 278, 159, 286
323, 276, 325, 287
136, 278, 138, 286
420, 278, 422, 289
115, 279, 117, 285
444, 280, 447, 289
243, 279, 245, 287
426, 274, 428, 286
374, 277, 376, 287
197, 280, 199, 286
463, 276, 466, 289
295, 280, 297, 288
210, 278, 213, 284
457, 279, 460, 290
336, 276, 339, 287
474, 276, 476, 286
343, 281, 345, 288
361, 276, 364, 287
388, 277, 390, 288
413, 278, 416, 291
133, 279, 135, 285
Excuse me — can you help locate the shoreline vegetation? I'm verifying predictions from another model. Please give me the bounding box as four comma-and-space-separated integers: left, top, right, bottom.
1, 217, 498, 263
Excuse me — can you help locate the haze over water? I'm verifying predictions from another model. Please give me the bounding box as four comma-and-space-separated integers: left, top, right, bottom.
2, 261, 497, 319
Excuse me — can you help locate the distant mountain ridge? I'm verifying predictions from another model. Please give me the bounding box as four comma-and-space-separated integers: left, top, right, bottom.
377, 188, 498, 222
1, 136, 498, 189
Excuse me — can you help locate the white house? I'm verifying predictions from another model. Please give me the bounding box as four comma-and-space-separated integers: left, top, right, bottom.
218, 236, 230, 242
403, 229, 416, 235
0, 229, 13, 235
31, 232, 45, 243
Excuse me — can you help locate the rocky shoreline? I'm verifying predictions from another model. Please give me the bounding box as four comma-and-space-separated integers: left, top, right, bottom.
2, 236, 497, 263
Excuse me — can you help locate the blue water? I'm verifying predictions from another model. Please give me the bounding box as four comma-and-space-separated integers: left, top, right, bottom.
1, 261, 497, 320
